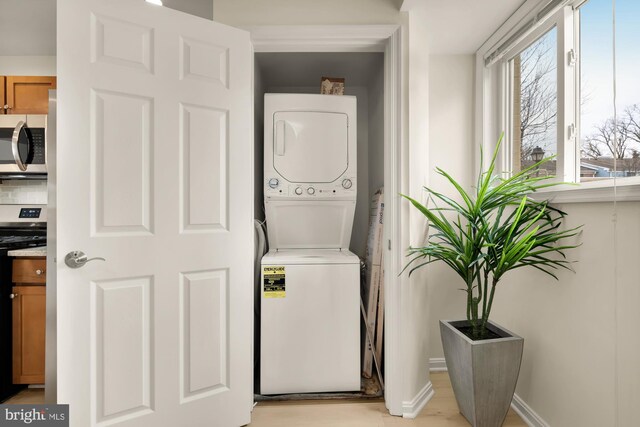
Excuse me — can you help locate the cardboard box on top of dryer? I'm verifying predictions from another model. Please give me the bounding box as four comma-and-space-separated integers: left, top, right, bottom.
320, 77, 345, 95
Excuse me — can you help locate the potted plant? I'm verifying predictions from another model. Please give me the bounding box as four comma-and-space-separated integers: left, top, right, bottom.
403, 137, 581, 427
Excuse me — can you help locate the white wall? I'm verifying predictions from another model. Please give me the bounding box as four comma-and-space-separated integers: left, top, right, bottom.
254, 61, 265, 220
346, 87, 370, 257
490, 200, 640, 426
398, 6, 433, 410
213, 0, 403, 25
163, 0, 213, 20
368, 63, 384, 198
0, 56, 56, 75
425, 55, 476, 359
0, 0, 56, 56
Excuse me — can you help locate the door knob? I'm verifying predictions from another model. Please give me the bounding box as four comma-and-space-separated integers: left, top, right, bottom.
64, 251, 106, 269
9, 293, 17, 299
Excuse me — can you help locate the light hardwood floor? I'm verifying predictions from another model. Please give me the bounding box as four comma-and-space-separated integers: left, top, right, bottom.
2, 373, 527, 426
3, 388, 45, 404
250, 372, 526, 426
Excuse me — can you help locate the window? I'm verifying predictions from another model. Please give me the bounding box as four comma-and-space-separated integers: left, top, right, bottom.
510, 27, 558, 176
579, 0, 640, 181
501, 7, 573, 182
490, 0, 640, 188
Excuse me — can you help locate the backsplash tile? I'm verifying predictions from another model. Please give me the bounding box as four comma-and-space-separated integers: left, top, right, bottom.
0, 180, 47, 204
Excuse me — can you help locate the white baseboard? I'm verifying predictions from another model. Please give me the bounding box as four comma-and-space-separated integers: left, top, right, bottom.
510, 394, 550, 427
428, 358, 549, 427
428, 357, 447, 372
401, 381, 434, 419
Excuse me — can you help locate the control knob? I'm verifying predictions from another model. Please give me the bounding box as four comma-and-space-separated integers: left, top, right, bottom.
342, 179, 353, 189
307, 187, 315, 195
268, 178, 279, 189
294, 187, 303, 195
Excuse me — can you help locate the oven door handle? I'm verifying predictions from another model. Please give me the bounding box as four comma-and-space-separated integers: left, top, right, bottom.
12, 121, 28, 172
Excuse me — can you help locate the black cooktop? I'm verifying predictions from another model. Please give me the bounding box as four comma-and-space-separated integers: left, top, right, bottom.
0, 228, 46, 253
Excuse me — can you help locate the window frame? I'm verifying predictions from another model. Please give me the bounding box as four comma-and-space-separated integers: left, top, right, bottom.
500, 7, 576, 183
477, 0, 640, 203
502, 20, 557, 179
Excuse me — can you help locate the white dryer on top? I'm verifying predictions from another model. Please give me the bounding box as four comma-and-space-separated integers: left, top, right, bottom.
263, 93, 357, 250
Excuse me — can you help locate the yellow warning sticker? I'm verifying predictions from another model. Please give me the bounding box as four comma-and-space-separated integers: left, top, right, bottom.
263, 266, 286, 298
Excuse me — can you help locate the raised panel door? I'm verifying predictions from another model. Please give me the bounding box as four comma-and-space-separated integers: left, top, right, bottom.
57, 1, 252, 425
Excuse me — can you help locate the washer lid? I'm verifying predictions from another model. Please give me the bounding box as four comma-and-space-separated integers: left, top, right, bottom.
273, 111, 349, 183
261, 249, 360, 265
265, 199, 355, 250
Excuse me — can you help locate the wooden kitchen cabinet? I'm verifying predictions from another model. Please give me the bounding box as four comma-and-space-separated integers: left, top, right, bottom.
3, 76, 56, 114
12, 257, 46, 384
12, 258, 46, 284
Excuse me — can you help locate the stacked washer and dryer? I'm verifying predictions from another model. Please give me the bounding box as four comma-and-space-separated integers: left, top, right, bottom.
260, 94, 361, 395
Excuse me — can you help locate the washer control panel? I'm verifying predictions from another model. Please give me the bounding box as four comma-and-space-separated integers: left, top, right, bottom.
265, 177, 356, 198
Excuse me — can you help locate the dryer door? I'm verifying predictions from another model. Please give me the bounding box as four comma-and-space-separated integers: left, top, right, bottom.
273, 111, 349, 183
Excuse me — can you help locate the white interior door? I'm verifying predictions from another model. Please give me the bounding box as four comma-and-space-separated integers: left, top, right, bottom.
56, 1, 252, 426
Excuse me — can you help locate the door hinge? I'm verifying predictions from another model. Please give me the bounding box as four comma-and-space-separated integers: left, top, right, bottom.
568, 49, 577, 66
388, 240, 391, 250
568, 123, 576, 140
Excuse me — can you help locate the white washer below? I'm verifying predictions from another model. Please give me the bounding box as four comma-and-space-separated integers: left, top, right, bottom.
260, 249, 361, 395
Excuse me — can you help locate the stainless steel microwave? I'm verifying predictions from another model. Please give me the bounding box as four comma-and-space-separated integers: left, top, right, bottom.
0, 115, 47, 176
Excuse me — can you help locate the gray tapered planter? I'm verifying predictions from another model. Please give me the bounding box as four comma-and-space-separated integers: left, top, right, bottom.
440, 320, 524, 427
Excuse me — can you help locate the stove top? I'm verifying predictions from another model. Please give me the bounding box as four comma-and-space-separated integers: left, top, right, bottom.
0, 235, 46, 247
0, 204, 47, 253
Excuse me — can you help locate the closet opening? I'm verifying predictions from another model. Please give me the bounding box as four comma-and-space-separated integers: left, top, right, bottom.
253, 52, 386, 401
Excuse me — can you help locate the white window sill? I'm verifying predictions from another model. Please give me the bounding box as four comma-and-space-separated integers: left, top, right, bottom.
530, 177, 640, 203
